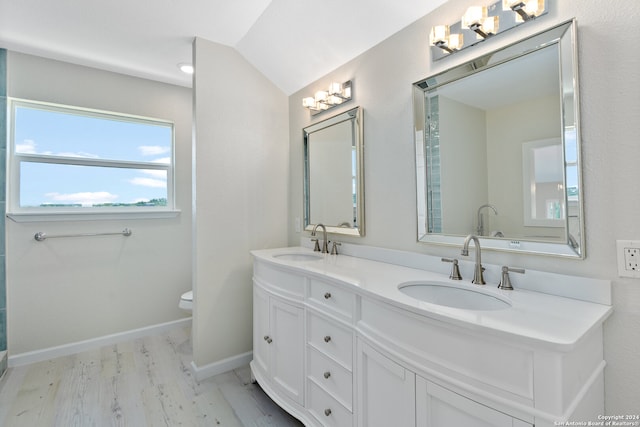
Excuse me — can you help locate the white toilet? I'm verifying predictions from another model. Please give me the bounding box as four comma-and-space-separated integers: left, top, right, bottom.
179, 290, 193, 312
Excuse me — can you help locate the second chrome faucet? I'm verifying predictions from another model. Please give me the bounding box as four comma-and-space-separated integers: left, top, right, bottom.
454, 234, 525, 288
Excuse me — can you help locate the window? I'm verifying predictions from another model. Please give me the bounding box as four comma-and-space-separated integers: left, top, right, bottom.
8, 99, 175, 218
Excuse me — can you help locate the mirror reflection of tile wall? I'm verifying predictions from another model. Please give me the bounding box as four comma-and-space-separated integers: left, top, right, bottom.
427, 96, 442, 233
0, 48, 7, 369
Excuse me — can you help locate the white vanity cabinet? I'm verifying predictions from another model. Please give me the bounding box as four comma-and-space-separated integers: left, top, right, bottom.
251, 248, 611, 427
251, 262, 305, 410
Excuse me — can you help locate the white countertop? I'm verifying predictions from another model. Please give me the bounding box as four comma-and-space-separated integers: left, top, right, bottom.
251, 246, 613, 351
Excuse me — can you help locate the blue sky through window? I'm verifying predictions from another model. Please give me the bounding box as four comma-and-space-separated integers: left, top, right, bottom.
13, 103, 173, 208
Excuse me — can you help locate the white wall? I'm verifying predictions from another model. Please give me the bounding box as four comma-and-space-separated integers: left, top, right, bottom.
6, 52, 193, 355
440, 96, 487, 235
192, 38, 289, 368
288, 0, 640, 414
308, 120, 354, 226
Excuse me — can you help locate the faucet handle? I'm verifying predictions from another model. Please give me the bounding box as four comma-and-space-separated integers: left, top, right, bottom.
498, 266, 525, 290
330, 241, 342, 255
441, 258, 463, 280
311, 238, 321, 252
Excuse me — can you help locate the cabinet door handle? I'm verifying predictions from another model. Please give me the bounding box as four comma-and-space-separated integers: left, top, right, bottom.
264, 335, 272, 343
324, 292, 331, 299
323, 371, 331, 379
324, 335, 331, 343
324, 408, 332, 416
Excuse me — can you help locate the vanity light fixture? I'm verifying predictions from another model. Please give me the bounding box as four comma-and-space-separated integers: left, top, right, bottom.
302, 80, 352, 115
429, 0, 547, 61
503, 0, 545, 22
462, 6, 499, 39
429, 25, 464, 53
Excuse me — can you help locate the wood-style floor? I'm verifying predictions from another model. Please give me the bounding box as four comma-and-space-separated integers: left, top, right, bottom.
0, 325, 303, 426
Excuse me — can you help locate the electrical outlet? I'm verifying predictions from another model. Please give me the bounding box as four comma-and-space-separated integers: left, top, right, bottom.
624, 248, 640, 270
616, 240, 640, 278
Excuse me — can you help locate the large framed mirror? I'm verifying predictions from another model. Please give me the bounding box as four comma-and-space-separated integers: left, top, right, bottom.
304, 106, 364, 236
413, 19, 584, 257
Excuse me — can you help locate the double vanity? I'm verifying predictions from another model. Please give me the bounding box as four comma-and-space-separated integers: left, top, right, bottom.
266, 14, 604, 426
250, 246, 611, 427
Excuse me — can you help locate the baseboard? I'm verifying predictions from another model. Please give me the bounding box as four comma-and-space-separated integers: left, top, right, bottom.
0, 350, 7, 380
190, 351, 253, 382
8, 317, 192, 367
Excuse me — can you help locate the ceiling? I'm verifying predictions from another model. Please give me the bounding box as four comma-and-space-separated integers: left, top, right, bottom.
439, 45, 559, 110
0, 0, 449, 95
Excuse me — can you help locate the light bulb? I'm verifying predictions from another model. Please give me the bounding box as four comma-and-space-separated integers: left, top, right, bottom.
429, 25, 450, 45
462, 6, 487, 28
315, 91, 328, 103
328, 82, 342, 96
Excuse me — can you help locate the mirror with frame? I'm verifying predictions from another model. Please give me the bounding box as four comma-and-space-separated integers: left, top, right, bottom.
304, 106, 365, 236
413, 20, 584, 257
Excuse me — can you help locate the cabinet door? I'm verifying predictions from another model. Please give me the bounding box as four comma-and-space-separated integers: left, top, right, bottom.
253, 285, 271, 376
270, 297, 305, 405
357, 340, 415, 427
416, 376, 532, 427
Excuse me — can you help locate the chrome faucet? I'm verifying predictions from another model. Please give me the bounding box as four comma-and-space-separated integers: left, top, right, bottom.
311, 223, 329, 254
461, 234, 485, 285
476, 204, 498, 236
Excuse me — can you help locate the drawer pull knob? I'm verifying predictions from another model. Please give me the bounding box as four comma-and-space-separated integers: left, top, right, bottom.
324, 335, 331, 343
324, 371, 331, 379
324, 292, 332, 299
324, 408, 332, 416
263, 335, 269, 341
264, 336, 272, 344
266, 338, 272, 343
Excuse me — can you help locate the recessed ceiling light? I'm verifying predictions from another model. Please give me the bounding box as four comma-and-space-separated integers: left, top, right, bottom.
178, 63, 194, 75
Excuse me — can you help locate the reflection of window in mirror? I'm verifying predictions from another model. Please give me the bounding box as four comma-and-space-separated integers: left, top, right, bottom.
522, 138, 564, 227
564, 126, 579, 202
352, 146, 357, 222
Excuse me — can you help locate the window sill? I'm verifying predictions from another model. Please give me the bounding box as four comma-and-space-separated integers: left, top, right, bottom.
7, 210, 181, 223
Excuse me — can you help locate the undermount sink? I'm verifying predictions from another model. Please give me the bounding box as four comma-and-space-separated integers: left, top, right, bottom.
398, 281, 511, 311
273, 253, 323, 262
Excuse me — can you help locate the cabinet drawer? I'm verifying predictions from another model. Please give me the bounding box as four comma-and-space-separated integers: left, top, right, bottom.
307, 346, 353, 410
308, 380, 353, 427
308, 279, 355, 321
308, 312, 353, 370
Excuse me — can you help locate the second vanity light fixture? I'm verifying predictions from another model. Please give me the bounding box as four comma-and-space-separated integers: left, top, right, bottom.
430, 0, 547, 60
302, 80, 352, 116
